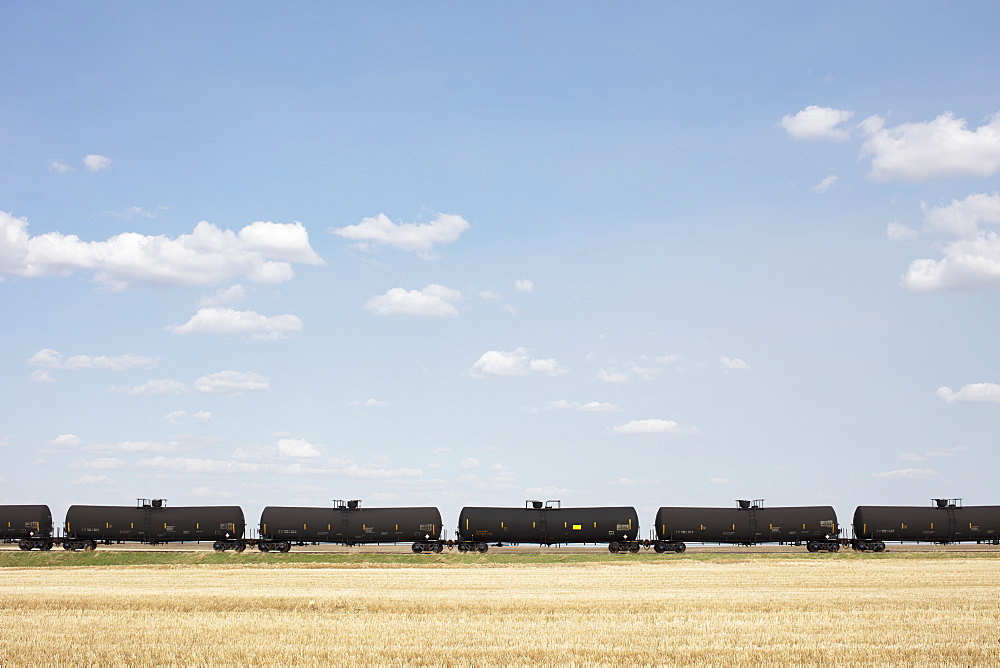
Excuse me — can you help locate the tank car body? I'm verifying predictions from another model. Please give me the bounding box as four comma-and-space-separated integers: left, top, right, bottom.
654, 501, 839, 553
257, 500, 442, 552
457, 501, 640, 553
63, 499, 245, 551
0, 504, 54, 550
852, 499, 1000, 551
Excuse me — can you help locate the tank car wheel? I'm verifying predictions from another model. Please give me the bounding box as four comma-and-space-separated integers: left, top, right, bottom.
259, 544, 270, 552
41, 540, 53, 551
608, 542, 620, 553
278, 542, 291, 553
213, 541, 225, 552
234, 542, 246, 553
411, 542, 424, 553
806, 541, 819, 553
63, 542, 75, 551
476, 542, 489, 553
432, 543, 443, 553
83, 541, 96, 552
628, 543, 640, 553
674, 543, 686, 554
873, 542, 886, 553
653, 542, 667, 554
18, 541, 31, 551
828, 543, 840, 553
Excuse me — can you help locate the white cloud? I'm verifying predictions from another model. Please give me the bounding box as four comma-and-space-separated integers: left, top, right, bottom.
514, 279, 534, 292
544, 400, 619, 412
432, 447, 452, 456
194, 370, 269, 394
900, 446, 966, 462
49, 160, 72, 173
277, 438, 322, 458
873, 468, 938, 479
165, 410, 186, 424
612, 419, 702, 435
471, 347, 565, 377
597, 369, 630, 383
0, 212, 323, 291
198, 284, 246, 308
886, 220, 919, 242
28, 370, 55, 383
364, 284, 463, 317
901, 193, 1000, 292
72, 474, 110, 485
330, 212, 469, 257
193, 411, 213, 423
460, 457, 480, 470
93, 440, 179, 454
81, 457, 125, 470
46, 433, 83, 449
348, 398, 389, 408
780, 106, 854, 141
709, 477, 731, 484
810, 175, 838, 193
861, 111, 1000, 182
937, 383, 1000, 403
111, 379, 188, 396
721, 356, 750, 371
27, 348, 158, 370
83, 154, 111, 172
167, 307, 303, 341
479, 290, 502, 300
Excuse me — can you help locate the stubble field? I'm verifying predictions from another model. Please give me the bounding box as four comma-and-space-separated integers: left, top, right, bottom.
2, 554, 999, 665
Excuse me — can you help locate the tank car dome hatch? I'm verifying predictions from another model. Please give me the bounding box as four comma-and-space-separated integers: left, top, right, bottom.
137, 498, 167, 508
934, 498, 962, 508
528, 500, 543, 509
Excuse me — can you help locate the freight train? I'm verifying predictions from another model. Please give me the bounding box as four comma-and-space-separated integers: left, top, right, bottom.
2, 498, 999, 554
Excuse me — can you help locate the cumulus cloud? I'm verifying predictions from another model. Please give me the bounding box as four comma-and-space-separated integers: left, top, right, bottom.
861, 112, 1000, 182
543, 400, 619, 412
49, 161, 72, 173
0, 212, 323, 290
348, 398, 389, 408
901, 193, 1000, 292
167, 307, 303, 341
81, 457, 125, 470
886, 221, 919, 242
197, 284, 246, 308
277, 438, 322, 458
514, 279, 534, 292
29, 370, 55, 383
612, 419, 702, 435
937, 383, 1000, 403
471, 347, 565, 377
330, 212, 469, 257
111, 379, 188, 396
780, 106, 854, 141
46, 433, 83, 449
194, 411, 213, 423
27, 348, 158, 371
873, 468, 937, 479
364, 284, 463, 317
721, 356, 750, 371
597, 369, 630, 383
194, 370, 269, 394
810, 175, 838, 193
83, 154, 111, 171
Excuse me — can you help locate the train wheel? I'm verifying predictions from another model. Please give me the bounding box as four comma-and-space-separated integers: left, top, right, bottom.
674, 543, 686, 554
476, 542, 489, 553
18, 541, 31, 551
259, 544, 270, 553
234, 542, 246, 553
608, 542, 620, 553
83, 541, 96, 552
806, 541, 819, 553
41, 540, 53, 551
653, 542, 667, 553
278, 542, 291, 553
873, 542, 886, 552
213, 542, 225, 552
828, 543, 840, 553
628, 543, 640, 553
432, 543, 443, 553
412, 543, 424, 553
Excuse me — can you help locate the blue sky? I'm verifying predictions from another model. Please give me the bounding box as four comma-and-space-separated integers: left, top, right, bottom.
3, 3, 1000, 539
